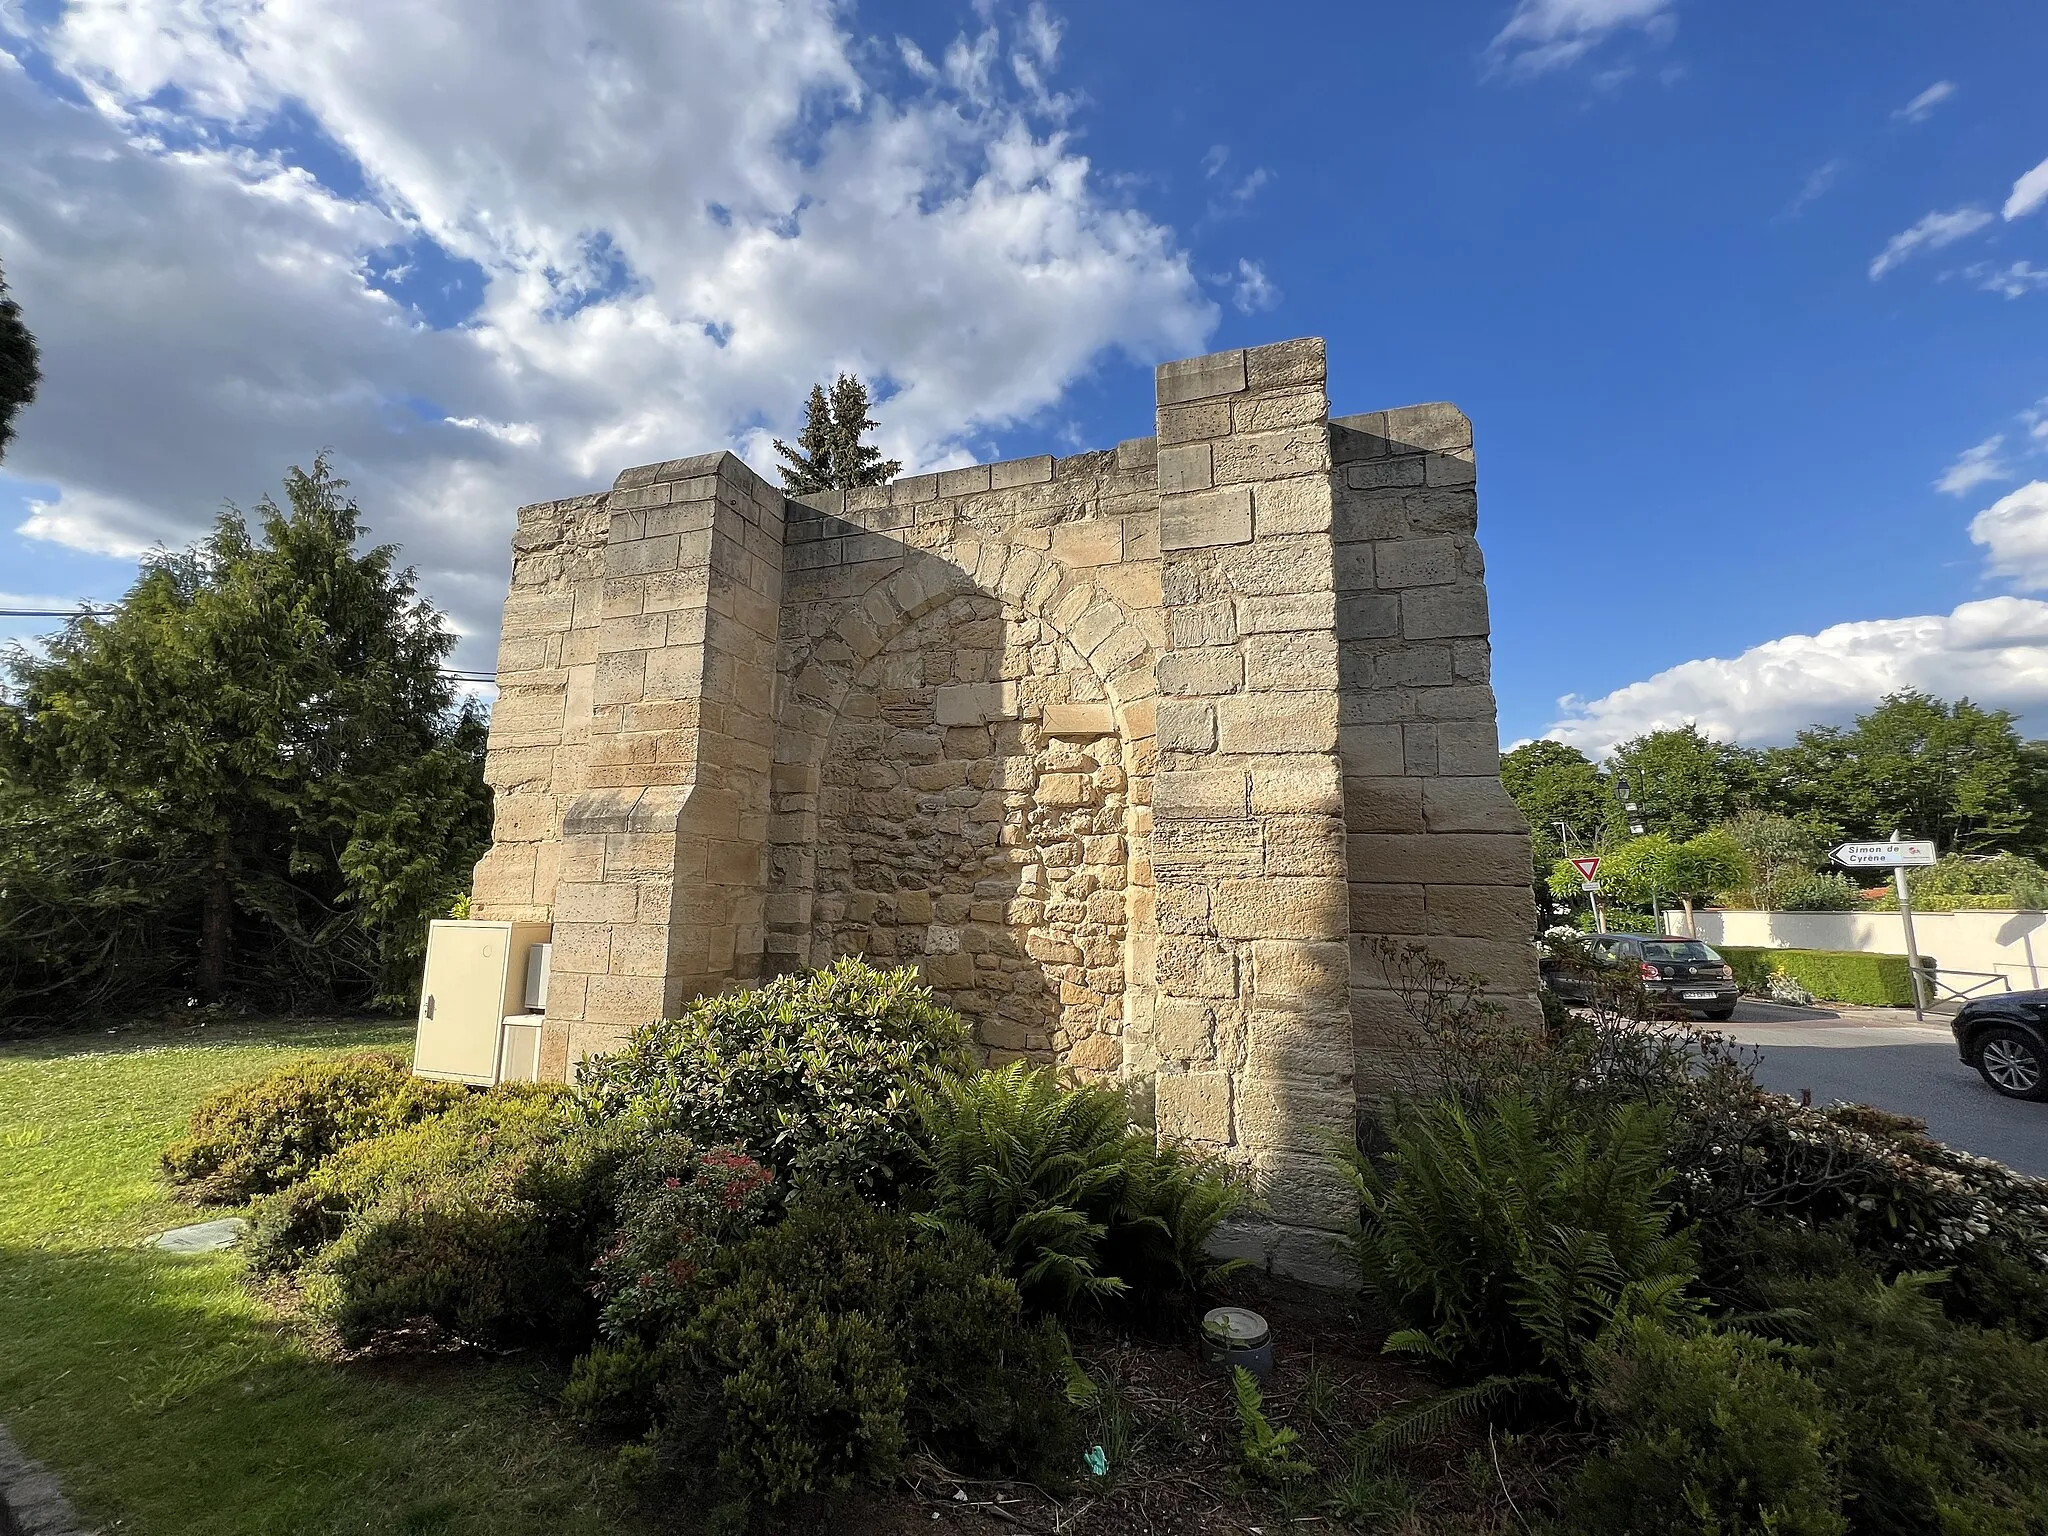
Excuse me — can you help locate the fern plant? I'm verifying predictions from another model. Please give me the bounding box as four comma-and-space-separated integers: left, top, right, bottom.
1231, 1366, 1316, 1485
910, 1063, 1248, 1315
1333, 1090, 1699, 1392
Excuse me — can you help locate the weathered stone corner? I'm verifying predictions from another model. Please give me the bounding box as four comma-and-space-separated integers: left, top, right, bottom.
472, 335, 1538, 1281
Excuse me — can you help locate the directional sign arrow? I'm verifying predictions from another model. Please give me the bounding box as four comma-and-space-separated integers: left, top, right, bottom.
1832, 840, 1937, 869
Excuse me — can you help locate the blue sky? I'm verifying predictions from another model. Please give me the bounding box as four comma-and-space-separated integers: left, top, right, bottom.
2, 0, 2045, 754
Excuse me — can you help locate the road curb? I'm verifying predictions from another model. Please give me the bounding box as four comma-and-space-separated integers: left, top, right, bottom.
0, 1426, 95, 1536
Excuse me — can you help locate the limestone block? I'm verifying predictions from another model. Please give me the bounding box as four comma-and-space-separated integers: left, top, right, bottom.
1116, 435, 1160, 467
1350, 882, 1427, 934
1402, 724, 1439, 775
1346, 458, 1425, 492
1422, 777, 1527, 833
1244, 633, 1340, 693
1157, 443, 1213, 494
1260, 812, 1349, 875
1248, 939, 1353, 1013
1212, 877, 1349, 942
1254, 1151, 1363, 1233
1233, 387, 1327, 432
1266, 1225, 1357, 1287
1042, 701, 1116, 738
1152, 768, 1249, 820
1155, 937, 1239, 998
1050, 518, 1123, 568
1343, 776, 1426, 833
1415, 684, 1499, 722
1157, 401, 1231, 445
1374, 537, 1460, 589
1426, 449, 1477, 487
1155, 998, 1218, 1060
1382, 402, 1472, 453
938, 464, 993, 497
1238, 591, 1335, 635
1213, 427, 1332, 487
1425, 883, 1539, 939
1158, 486, 1253, 551
1152, 818, 1264, 878
1243, 336, 1325, 391
584, 972, 667, 1026
1157, 648, 1243, 697
1251, 476, 1332, 536
1037, 772, 1093, 807
1345, 833, 1532, 886
1156, 349, 1248, 405
1336, 593, 1401, 641
1214, 693, 1339, 756
1155, 1070, 1232, 1143
1401, 586, 1490, 640
991, 454, 1054, 489
1248, 759, 1344, 816
1169, 601, 1236, 649
1235, 1078, 1355, 1154
934, 681, 1020, 726
1340, 724, 1405, 778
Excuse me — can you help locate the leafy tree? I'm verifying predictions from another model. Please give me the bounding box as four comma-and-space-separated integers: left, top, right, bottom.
1757, 692, 2043, 854
1547, 832, 1750, 933
1717, 811, 1836, 909
1500, 739, 1620, 880
1607, 725, 1758, 842
0, 256, 38, 463
0, 457, 490, 1020
773, 373, 903, 493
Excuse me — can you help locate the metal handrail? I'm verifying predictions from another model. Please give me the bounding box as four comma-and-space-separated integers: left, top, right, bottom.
1928, 967, 2013, 1003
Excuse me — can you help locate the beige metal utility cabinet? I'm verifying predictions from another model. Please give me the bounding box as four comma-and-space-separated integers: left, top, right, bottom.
415, 919, 552, 1086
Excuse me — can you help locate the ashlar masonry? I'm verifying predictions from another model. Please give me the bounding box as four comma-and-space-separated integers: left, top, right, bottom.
469, 336, 1538, 1280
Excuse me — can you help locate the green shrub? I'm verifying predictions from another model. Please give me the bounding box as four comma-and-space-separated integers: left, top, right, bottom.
1772, 871, 1865, 912
1335, 1092, 1699, 1389
910, 1063, 1248, 1315
576, 959, 974, 1196
1870, 852, 2048, 912
648, 1186, 1080, 1518
252, 1082, 625, 1348
590, 1137, 775, 1340
161, 1050, 466, 1202
1717, 947, 1931, 1008
1567, 1317, 1844, 1535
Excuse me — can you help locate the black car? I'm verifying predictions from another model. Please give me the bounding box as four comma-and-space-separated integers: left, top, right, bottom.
1951, 991, 2048, 1101
1542, 933, 1741, 1021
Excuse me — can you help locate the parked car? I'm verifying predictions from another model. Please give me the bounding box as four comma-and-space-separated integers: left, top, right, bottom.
1951, 991, 2048, 1101
1541, 932, 1741, 1021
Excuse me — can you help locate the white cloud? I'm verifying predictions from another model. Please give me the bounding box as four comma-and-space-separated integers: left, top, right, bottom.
1892, 81, 1956, 124
1937, 435, 2011, 496
1970, 481, 2048, 589
1867, 207, 1994, 279
1230, 259, 1279, 315
2006, 155, 2048, 221
0, 2, 1215, 665
1547, 596, 2048, 755
1487, 0, 1676, 77
1974, 260, 2048, 298
1784, 158, 1843, 218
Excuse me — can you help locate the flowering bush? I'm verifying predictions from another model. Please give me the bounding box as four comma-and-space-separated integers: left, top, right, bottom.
591, 1136, 775, 1340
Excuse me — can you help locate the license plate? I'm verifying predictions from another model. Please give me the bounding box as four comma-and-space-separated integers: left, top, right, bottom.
1681, 991, 1719, 1000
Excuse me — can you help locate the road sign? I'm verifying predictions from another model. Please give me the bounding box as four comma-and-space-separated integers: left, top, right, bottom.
1832, 840, 1937, 869
1580, 881, 1601, 894
1570, 856, 1601, 882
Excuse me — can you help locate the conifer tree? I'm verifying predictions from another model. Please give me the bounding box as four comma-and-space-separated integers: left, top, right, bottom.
773, 373, 901, 493
0, 257, 39, 464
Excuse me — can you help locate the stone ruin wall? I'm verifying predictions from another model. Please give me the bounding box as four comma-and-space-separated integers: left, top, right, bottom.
469, 336, 1538, 1278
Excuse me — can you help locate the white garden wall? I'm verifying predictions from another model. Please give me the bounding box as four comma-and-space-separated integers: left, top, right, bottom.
1679, 909, 2048, 993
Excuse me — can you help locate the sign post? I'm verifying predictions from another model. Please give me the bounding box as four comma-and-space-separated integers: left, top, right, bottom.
1570, 857, 1604, 934
1832, 839, 1938, 1020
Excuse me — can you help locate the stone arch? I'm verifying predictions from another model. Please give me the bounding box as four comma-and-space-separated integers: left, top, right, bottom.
766, 537, 1159, 1076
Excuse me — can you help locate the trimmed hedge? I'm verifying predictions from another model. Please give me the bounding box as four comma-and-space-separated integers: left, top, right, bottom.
1719, 946, 1933, 1008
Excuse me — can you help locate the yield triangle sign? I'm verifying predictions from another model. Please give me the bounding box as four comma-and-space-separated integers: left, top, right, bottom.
1570, 856, 1601, 882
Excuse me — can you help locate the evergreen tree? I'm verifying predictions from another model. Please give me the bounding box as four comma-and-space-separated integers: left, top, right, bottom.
1500, 738, 1621, 877
1607, 724, 1758, 841
0, 457, 491, 1021
773, 373, 902, 493
0, 257, 38, 463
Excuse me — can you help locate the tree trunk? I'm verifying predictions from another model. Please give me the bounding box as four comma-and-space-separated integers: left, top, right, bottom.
1680, 895, 1697, 938
198, 828, 233, 1002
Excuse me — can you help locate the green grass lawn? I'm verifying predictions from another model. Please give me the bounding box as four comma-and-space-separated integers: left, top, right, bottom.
0, 1017, 645, 1536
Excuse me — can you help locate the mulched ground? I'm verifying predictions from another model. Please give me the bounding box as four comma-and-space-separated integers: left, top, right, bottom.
791, 1273, 1580, 1536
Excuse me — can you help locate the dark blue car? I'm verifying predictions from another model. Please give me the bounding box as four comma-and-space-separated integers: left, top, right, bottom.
1952, 991, 2048, 1101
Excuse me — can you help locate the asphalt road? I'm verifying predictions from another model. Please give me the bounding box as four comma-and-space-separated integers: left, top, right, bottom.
1722, 1000, 2048, 1177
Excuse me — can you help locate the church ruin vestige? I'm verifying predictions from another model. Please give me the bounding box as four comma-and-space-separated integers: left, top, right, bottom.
468, 336, 1538, 1279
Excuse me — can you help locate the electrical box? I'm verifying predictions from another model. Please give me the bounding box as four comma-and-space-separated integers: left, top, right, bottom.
415, 920, 553, 1086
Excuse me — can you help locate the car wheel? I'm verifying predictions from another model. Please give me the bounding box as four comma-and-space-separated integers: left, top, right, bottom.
1702, 1005, 1736, 1022
1974, 1027, 2048, 1101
